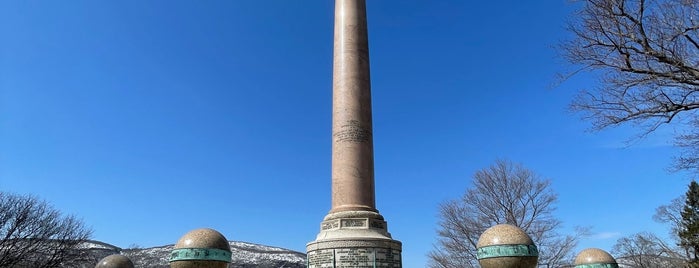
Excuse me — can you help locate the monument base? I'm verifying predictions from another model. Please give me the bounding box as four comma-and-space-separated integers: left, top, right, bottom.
307, 211, 402, 267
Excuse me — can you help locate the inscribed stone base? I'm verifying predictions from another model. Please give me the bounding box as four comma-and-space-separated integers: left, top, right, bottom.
307, 211, 402, 268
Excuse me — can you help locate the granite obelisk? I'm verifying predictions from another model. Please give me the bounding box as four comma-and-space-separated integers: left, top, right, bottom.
306, 0, 402, 267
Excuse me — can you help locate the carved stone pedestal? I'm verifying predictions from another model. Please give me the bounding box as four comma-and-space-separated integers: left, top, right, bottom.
307, 212, 402, 267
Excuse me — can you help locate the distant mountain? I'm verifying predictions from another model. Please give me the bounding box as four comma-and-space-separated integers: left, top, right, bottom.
78, 240, 307, 268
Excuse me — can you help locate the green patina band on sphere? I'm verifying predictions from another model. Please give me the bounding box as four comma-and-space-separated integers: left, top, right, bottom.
575, 264, 619, 268
476, 244, 539, 259
169, 248, 232, 263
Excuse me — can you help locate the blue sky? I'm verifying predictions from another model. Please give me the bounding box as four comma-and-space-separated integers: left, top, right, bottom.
0, 1, 691, 267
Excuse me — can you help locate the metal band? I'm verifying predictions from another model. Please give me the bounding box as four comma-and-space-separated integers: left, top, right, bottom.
575, 264, 619, 268
169, 248, 232, 263
476, 244, 538, 259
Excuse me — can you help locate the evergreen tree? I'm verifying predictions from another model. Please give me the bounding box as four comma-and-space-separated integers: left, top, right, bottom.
680, 181, 699, 265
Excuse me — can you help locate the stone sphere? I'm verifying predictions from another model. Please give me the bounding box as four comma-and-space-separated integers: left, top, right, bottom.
476, 224, 538, 268
95, 254, 134, 268
574, 248, 617, 266
169, 228, 232, 268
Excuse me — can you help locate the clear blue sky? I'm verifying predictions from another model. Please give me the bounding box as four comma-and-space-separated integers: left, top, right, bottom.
0, 1, 691, 267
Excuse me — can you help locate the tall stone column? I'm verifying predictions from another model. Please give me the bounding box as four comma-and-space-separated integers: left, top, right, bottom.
306, 0, 402, 267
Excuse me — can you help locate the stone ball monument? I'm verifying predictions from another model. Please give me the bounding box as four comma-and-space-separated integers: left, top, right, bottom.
574, 248, 618, 268
476, 224, 538, 268
169, 228, 232, 268
95, 254, 134, 268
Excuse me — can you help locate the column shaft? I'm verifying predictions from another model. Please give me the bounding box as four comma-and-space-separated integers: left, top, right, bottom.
331, 0, 376, 213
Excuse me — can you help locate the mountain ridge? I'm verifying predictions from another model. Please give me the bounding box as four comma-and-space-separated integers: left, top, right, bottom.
79, 239, 307, 267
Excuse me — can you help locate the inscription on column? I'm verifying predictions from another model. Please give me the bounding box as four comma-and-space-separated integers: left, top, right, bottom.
375, 248, 402, 267
308, 249, 335, 268
309, 248, 401, 268
336, 248, 374, 267
341, 219, 367, 228
333, 120, 371, 143
370, 219, 386, 230
321, 220, 340, 231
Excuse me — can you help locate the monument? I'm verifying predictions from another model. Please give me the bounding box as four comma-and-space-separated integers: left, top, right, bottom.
306, 0, 402, 267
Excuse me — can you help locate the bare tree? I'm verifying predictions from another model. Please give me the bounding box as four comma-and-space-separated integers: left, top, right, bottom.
0, 192, 92, 268
562, 0, 699, 172
653, 197, 683, 243
428, 159, 585, 268
619, 195, 699, 267
612, 232, 686, 267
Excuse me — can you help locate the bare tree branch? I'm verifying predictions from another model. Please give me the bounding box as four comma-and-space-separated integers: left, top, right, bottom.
563, 0, 699, 171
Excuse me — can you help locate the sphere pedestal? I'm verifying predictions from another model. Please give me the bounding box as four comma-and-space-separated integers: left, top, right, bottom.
95, 254, 134, 268
476, 224, 538, 268
574, 248, 619, 268
169, 228, 231, 268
